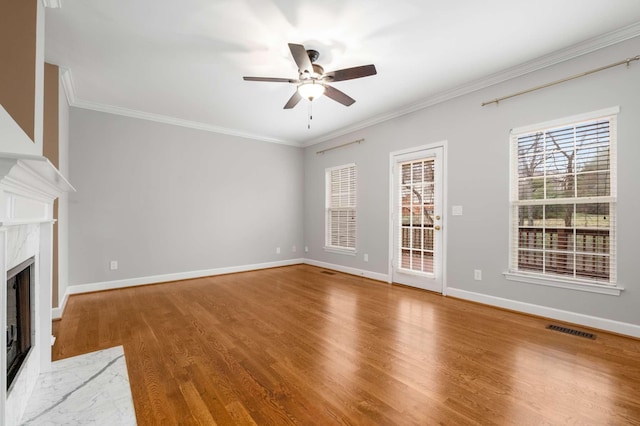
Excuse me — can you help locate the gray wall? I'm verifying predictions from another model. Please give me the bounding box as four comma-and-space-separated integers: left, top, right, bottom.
68, 108, 303, 286
303, 36, 640, 326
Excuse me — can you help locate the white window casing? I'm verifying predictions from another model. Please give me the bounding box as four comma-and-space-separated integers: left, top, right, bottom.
325, 163, 356, 254
506, 107, 623, 295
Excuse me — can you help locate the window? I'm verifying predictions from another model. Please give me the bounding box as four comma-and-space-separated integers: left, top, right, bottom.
398, 158, 436, 274
508, 108, 618, 291
325, 164, 356, 253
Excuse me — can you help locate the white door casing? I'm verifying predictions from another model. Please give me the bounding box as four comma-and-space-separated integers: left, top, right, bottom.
389, 144, 446, 293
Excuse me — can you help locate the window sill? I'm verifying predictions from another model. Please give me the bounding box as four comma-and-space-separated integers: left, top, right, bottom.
324, 246, 357, 256
504, 271, 623, 296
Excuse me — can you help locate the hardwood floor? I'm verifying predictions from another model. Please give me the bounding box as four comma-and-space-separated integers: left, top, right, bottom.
52, 265, 640, 425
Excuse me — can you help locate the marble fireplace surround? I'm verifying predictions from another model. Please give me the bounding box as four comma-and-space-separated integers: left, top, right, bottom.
0, 153, 74, 426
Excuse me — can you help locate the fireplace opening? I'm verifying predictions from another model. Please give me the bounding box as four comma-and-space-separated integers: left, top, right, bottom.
6, 256, 34, 391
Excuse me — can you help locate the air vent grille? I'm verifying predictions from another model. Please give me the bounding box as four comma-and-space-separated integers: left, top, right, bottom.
547, 324, 596, 340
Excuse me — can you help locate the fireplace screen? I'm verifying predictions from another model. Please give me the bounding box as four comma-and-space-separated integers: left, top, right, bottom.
6, 257, 33, 390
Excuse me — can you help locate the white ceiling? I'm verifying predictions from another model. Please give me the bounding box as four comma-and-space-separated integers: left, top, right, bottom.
45, 1, 640, 146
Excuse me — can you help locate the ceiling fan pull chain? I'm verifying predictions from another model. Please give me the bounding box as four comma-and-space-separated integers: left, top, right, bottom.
308, 101, 312, 129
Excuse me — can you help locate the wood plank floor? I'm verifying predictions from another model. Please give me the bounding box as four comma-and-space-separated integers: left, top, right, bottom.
52, 265, 640, 425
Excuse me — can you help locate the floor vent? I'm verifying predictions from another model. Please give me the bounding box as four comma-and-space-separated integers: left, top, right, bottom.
547, 324, 596, 340
321, 271, 336, 275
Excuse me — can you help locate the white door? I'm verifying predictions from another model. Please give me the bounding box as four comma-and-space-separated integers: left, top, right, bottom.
391, 146, 444, 293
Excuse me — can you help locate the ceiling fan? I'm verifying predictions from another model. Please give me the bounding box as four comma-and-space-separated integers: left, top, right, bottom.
243, 43, 377, 109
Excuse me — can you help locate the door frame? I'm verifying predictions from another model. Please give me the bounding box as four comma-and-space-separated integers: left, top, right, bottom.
388, 141, 448, 295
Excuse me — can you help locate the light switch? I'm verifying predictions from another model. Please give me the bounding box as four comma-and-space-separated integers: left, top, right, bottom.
452, 205, 463, 216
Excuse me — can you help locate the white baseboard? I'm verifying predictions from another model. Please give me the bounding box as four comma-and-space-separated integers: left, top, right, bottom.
56, 261, 639, 339
447, 287, 640, 339
65, 258, 305, 297
303, 259, 389, 282
51, 291, 69, 320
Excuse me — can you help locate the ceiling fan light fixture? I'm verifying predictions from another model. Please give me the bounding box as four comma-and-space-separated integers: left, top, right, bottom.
243, 43, 376, 110
297, 81, 325, 101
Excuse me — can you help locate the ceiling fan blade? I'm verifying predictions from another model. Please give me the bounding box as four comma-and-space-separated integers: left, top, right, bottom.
324, 64, 377, 82
243, 76, 298, 83
284, 91, 302, 109
324, 85, 355, 106
288, 43, 313, 74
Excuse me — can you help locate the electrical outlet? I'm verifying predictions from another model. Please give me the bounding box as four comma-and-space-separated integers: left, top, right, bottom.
276, 247, 281, 254
364, 253, 369, 262
110, 260, 118, 270
474, 269, 482, 281
292, 245, 297, 252
304, 246, 309, 253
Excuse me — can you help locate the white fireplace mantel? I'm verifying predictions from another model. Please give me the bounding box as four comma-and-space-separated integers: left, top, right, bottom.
0, 154, 75, 225
1, 152, 75, 425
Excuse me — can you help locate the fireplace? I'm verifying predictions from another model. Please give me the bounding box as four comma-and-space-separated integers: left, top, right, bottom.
1, 152, 74, 425
6, 257, 34, 391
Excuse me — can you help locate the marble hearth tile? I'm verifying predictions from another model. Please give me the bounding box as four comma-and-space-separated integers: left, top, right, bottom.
6, 224, 39, 270
20, 346, 136, 426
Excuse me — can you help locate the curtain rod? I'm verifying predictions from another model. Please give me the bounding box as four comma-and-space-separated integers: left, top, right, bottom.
316, 138, 364, 154
482, 54, 640, 107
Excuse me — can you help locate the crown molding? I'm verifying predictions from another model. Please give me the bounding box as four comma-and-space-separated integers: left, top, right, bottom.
42, 0, 62, 8
59, 22, 640, 148
72, 100, 299, 146
59, 69, 298, 146
302, 22, 640, 147
59, 67, 76, 106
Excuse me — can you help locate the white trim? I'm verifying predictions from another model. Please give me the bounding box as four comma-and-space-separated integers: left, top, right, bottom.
65, 259, 387, 299
51, 291, 69, 320
59, 68, 76, 106
504, 272, 623, 296
56, 24, 640, 148
51, 307, 62, 320
325, 162, 357, 173
511, 106, 620, 135
514, 196, 616, 206
72, 99, 298, 146
388, 141, 447, 160
323, 246, 357, 256
304, 259, 389, 283
388, 141, 448, 294
0, 155, 75, 201
66, 259, 304, 296
0, 219, 55, 228
325, 163, 357, 252
58, 69, 297, 146
50, 261, 638, 339
42, 0, 62, 8
447, 287, 640, 338
302, 23, 640, 147
57, 259, 389, 320
441, 143, 449, 296
508, 108, 618, 288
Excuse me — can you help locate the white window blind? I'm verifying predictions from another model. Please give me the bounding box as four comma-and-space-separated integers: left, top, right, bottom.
510, 110, 617, 285
326, 164, 356, 252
